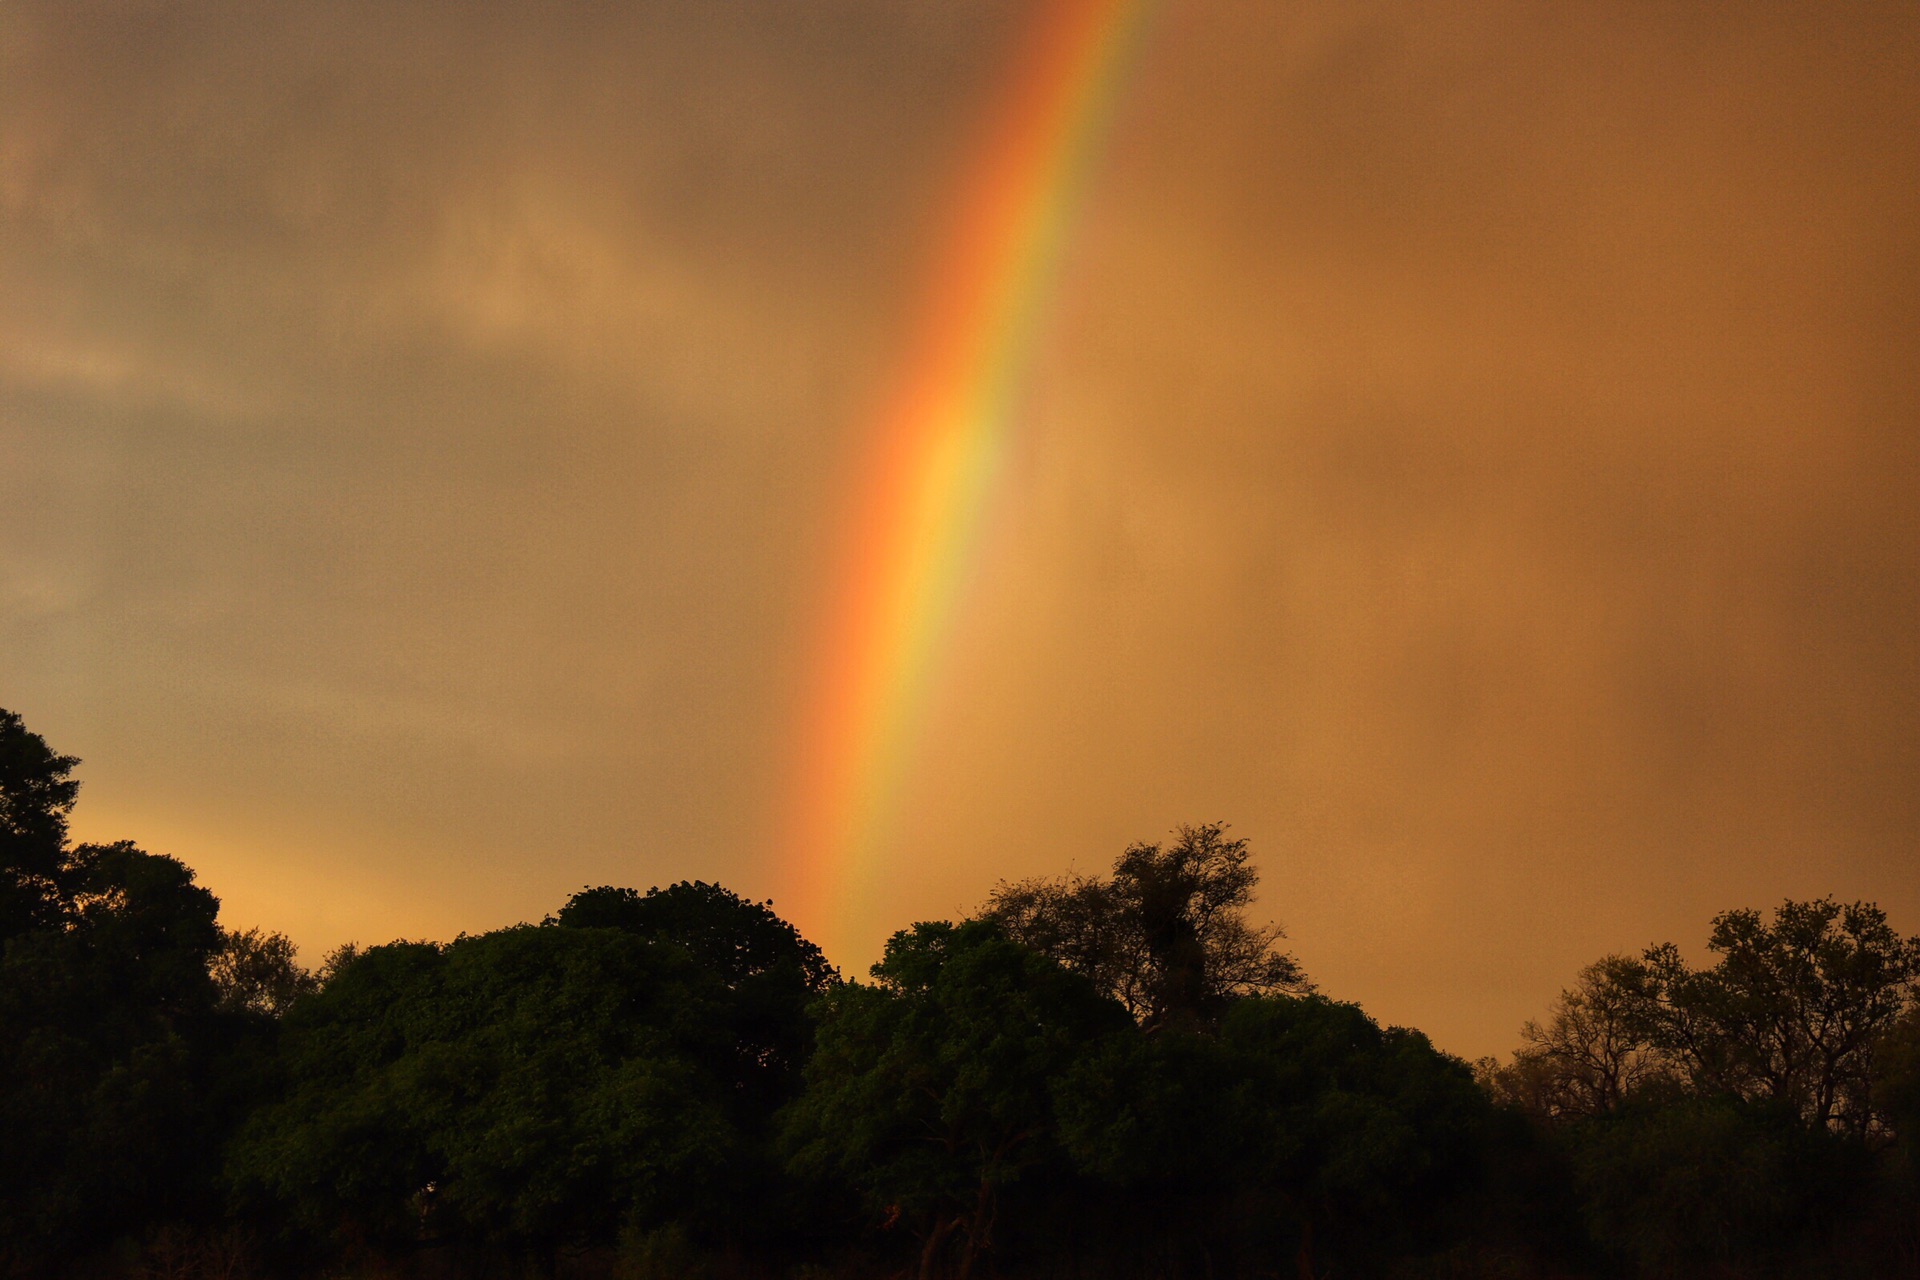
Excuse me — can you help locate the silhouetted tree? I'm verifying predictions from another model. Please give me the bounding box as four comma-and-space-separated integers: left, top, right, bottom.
985, 823, 1305, 1032
1483, 956, 1675, 1121
0, 839, 236, 1271
0, 707, 80, 940
211, 926, 318, 1019
1050, 995, 1492, 1279
15, 701, 1920, 1280
1487, 899, 1920, 1277
1632, 899, 1920, 1131
1, 712, 274, 1274
1871, 1006, 1920, 1262
1491, 900, 1920, 1136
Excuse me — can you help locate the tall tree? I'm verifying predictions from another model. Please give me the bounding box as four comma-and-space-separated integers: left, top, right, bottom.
1635, 899, 1920, 1131
984, 823, 1305, 1032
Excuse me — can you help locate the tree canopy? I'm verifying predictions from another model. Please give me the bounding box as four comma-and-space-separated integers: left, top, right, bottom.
227, 927, 751, 1254
784, 920, 1129, 1280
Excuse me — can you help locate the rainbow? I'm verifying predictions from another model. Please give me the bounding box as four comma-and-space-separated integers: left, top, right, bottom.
784, 0, 1153, 959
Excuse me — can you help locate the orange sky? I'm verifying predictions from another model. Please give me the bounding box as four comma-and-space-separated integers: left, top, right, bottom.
3, 0, 1916, 1057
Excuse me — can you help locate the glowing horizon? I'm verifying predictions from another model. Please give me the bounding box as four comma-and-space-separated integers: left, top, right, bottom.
782, 0, 1153, 959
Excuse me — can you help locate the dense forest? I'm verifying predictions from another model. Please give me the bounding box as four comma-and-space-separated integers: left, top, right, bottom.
4, 707, 1918, 1279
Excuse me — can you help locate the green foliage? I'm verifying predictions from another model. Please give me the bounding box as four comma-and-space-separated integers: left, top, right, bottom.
1053, 1027, 1246, 1190
0, 711, 243, 1243
1570, 1096, 1870, 1277
227, 926, 745, 1253
784, 920, 1129, 1278
553, 879, 835, 992
1221, 996, 1487, 1208
553, 879, 837, 1120
1048, 995, 1493, 1276
615, 1221, 716, 1280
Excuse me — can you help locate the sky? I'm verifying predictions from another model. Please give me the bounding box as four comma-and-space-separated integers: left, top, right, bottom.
3, 0, 1916, 1058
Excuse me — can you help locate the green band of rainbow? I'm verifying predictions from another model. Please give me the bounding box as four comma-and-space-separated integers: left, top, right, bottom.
785, 0, 1153, 959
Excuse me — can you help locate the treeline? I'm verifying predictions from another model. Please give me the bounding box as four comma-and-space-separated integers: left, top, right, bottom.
3, 707, 1919, 1279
